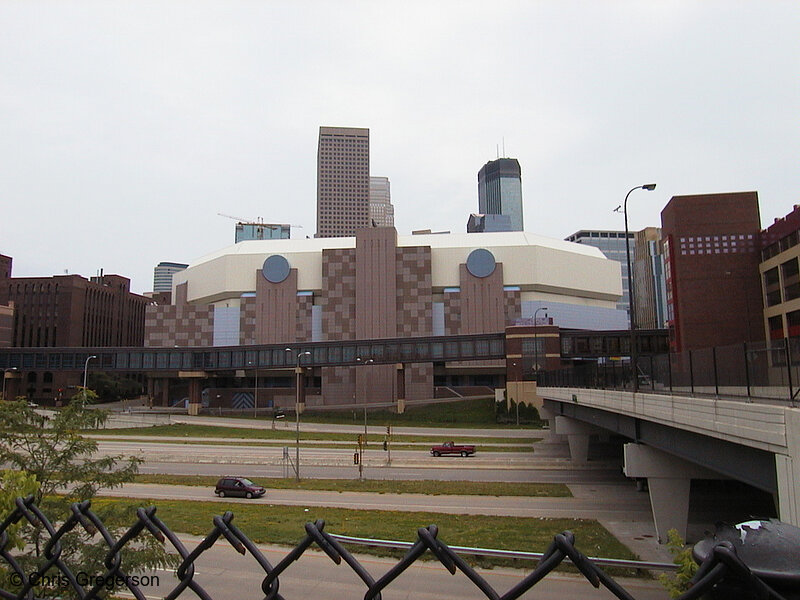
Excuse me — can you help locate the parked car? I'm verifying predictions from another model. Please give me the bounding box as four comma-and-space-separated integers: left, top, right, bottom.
214, 476, 266, 499
430, 441, 476, 457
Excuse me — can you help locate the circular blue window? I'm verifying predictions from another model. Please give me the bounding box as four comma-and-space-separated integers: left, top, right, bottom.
466, 248, 496, 278
262, 255, 290, 283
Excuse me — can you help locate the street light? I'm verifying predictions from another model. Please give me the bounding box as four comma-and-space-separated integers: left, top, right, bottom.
533, 307, 549, 377
356, 357, 374, 443
286, 348, 311, 481
248, 358, 259, 418
83, 355, 97, 396
617, 183, 657, 392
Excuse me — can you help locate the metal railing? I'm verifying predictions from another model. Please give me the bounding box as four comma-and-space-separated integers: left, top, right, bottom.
538, 337, 800, 404
0, 496, 787, 600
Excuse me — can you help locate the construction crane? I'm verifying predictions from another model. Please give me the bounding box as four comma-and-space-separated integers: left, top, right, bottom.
217, 213, 303, 229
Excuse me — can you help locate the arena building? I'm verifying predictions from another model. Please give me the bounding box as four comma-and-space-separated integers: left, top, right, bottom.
144, 228, 623, 406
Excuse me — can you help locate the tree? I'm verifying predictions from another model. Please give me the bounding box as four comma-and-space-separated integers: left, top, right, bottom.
0, 392, 176, 598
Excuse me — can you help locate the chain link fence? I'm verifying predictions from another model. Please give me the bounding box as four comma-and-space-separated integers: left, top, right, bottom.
0, 495, 788, 600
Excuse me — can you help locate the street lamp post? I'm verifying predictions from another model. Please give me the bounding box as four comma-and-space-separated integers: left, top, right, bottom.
356, 357, 374, 443
286, 348, 311, 481
618, 183, 657, 392
533, 307, 549, 378
83, 355, 97, 396
248, 359, 259, 418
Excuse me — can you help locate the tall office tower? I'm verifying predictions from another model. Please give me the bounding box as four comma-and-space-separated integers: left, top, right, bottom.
153, 262, 189, 293
566, 230, 634, 324
316, 126, 370, 237
477, 158, 523, 231
661, 192, 762, 351
369, 176, 394, 227
633, 227, 668, 330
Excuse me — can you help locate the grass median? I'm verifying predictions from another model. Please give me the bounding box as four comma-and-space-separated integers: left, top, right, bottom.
87, 423, 539, 446
133, 474, 572, 497
90, 497, 638, 573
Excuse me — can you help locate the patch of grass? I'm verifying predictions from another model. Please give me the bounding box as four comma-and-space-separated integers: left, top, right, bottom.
87, 423, 538, 446
90, 497, 636, 572
95, 438, 534, 452
132, 475, 572, 497
302, 397, 543, 428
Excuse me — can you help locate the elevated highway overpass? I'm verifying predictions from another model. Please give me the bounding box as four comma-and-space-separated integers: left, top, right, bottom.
538, 386, 800, 542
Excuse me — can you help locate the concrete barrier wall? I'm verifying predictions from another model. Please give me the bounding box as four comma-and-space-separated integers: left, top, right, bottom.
102, 413, 174, 429
538, 387, 788, 452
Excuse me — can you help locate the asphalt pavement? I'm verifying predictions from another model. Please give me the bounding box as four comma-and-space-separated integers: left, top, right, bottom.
115, 533, 667, 600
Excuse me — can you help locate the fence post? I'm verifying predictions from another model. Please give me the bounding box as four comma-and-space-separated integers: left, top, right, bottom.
689, 350, 694, 395
713, 346, 719, 396
785, 338, 793, 402
649, 355, 655, 391
743, 342, 751, 399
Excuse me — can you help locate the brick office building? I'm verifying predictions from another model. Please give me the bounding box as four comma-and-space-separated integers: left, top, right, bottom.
661, 192, 764, 351
0, 255, 12, 348
0, 257, 152, 400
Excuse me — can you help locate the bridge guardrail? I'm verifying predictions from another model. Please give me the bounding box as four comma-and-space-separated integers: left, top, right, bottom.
538, 337, 800, 404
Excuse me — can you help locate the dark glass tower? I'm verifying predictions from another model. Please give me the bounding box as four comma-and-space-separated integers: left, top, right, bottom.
477, 158, 523, 231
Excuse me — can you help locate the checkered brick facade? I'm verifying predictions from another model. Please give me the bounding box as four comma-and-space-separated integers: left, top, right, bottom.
404, 362, 433, 400
296, 294, 314, 341
504, 289, 521, 324
443, 293, 461, 336
144, 304, 213, 347
240, 297, 256, 345
396, 246, 432, 337
321, 248, 356, 341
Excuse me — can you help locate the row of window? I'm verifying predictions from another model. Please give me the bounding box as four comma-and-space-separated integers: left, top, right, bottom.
764, 257, 800, 306
762, 230, 800, 261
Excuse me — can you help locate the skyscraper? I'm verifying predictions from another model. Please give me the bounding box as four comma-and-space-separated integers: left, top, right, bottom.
477, 158, 523, 231
565, 230, 634, 324
316, 126, 370, 237
153, 262, 188, 293
369, 176, 394, 227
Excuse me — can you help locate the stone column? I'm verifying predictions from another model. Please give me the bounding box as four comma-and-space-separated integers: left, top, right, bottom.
553, 416, 602, 463
624, 443, 722, 542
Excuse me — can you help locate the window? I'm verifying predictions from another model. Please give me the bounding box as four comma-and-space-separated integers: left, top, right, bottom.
764, 267, 782, 306
782, 258, 800, 301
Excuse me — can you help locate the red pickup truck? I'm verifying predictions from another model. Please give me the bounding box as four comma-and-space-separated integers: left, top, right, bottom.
430, 441, 476, 457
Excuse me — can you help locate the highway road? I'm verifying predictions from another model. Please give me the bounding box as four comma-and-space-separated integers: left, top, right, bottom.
95, 438, 626, 483
117, 533, 666, 600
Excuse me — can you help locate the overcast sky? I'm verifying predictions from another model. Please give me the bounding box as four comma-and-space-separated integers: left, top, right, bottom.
2, 1, 798, 294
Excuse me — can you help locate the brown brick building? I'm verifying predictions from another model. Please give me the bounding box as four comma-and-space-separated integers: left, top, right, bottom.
661, 192, 764, 351
0, 255, 12, 347
0, 256, 151, 400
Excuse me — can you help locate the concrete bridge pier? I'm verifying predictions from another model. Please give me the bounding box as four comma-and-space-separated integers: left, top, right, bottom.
623, 443, 722, 543
553, 416, 603, 462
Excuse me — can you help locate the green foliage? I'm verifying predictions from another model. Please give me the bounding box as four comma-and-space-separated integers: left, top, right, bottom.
0, 471, 39, 550
302, 397, 544, 428
659, 529, 700, 598
0, 394, 177, 598
494, 400, 543, 426
87, 371, 143, 402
